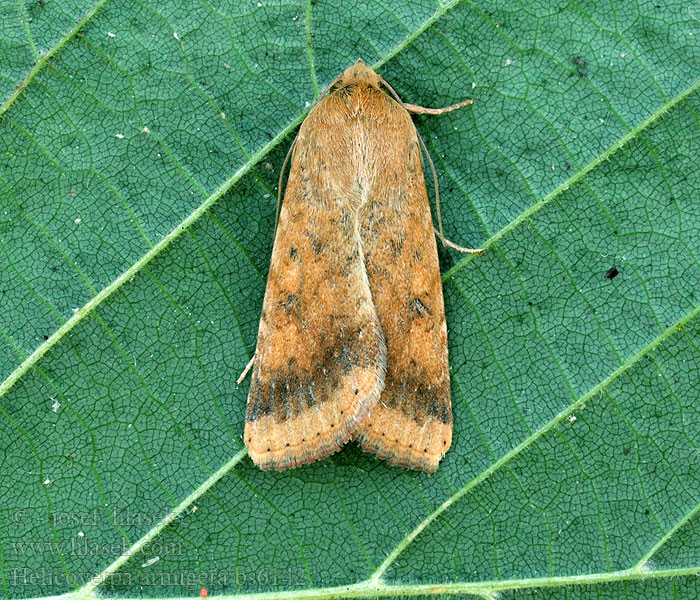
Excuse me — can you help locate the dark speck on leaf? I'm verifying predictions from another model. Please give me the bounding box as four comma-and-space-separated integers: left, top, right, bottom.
605, 267, 619, 280
572, 55, 588, 78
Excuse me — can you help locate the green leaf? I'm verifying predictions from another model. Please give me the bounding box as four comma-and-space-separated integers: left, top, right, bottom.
1, 1, 699, 599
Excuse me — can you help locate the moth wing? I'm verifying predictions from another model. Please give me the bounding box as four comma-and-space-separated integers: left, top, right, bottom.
356, 94, 452, 472
244, 105, 386, 470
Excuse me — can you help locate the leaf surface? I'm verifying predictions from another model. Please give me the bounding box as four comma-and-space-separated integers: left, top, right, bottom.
1, 1, 699, 599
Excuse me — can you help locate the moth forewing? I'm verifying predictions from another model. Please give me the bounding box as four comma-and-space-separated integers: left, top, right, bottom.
244, 59, 476, 472
243, 64, 387, 471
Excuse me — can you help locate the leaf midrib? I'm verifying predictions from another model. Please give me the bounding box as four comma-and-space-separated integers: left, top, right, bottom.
22, 564, 700, 600
61, 290, 700, 599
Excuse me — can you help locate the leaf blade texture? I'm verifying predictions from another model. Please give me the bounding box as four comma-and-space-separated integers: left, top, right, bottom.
0, 1, 699, 599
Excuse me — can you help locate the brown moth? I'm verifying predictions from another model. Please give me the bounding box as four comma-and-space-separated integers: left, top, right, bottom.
242, 59, 480, 472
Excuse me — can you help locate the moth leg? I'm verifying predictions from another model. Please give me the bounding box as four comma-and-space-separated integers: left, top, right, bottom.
433, 228, 483, 254
236, 354, 255, 385
378, 75, 473, 116
402, 99, 473, 115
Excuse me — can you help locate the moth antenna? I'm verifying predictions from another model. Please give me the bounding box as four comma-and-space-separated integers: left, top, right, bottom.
376, 77, 444, 245
416, 132, 482, 254
414, 129, 446, 247
379, 75, 481, 254
377, 76, 407, 108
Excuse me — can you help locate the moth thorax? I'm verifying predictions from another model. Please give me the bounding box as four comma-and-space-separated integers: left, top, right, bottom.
338, 58, 381, 89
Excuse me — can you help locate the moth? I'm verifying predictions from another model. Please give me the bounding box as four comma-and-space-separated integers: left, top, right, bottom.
241, 59, 480, 472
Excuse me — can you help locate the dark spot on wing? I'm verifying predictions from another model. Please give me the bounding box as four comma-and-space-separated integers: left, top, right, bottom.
246, 324, 384, 424
380, 373, 451, 426
390, 237, 403, 256
411, 297, 432, 318
305, 231, 323, 255
279, 293, 300, 314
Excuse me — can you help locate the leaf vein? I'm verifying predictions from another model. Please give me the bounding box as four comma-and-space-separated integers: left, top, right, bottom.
0, 0, 110, 118
442, 77, 700, 282
369, 297, 700, 581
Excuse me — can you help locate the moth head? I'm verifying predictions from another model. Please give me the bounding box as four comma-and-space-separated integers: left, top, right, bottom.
336, 58, 381, 89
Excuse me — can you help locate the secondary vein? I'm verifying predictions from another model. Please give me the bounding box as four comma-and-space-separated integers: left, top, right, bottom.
0, 0, 110, 118
368, 298, 700, 581
442, 76, 700, 283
